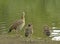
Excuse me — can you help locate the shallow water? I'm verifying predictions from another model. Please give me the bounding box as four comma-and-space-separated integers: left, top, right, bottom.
0, 0, 60, 37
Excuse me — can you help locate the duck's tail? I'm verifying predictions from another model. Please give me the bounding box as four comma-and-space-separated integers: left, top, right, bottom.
8, 28, 12, 33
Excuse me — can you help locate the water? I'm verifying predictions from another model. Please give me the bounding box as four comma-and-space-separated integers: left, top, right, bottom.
0, 21, 7, 34
0, 0, 60, 38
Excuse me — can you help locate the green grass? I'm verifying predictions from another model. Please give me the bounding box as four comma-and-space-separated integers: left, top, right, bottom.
0, 0, 60, 39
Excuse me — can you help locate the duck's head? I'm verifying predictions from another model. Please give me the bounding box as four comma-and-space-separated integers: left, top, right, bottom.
21, 11, 25, 19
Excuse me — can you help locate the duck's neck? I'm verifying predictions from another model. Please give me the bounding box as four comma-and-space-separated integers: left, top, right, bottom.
21, 11, 25, 22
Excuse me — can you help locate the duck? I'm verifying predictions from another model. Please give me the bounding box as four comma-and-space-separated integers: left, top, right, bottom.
8, 11, 25, 33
